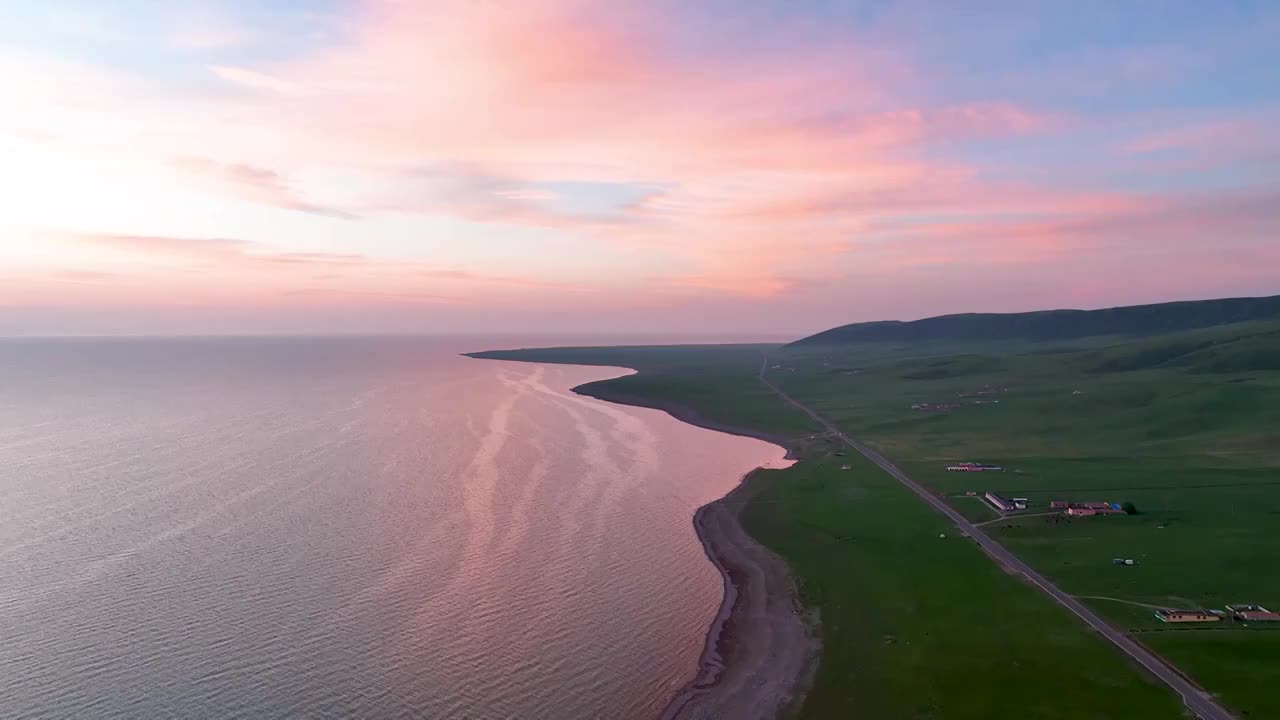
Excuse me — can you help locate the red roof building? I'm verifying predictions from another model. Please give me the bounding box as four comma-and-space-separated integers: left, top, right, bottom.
1055, 500, 1122, 516
1236, 611, 1280, 622
1065, 506, 1123, 517
1155, 609, 1224, 623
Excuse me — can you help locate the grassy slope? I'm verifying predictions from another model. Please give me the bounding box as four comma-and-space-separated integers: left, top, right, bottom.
770, 320, 1280, 718
469, 344, 1188, 719
793, 294, 1280, 344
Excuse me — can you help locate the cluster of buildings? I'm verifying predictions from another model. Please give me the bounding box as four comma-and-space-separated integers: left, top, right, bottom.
1155, 605, 1280, 624
910, 388, 1008, 411
911, 398, 1003, 411
947, 462, 1003, 472
912, 401, 961, 412
1051, 500, 1124, 517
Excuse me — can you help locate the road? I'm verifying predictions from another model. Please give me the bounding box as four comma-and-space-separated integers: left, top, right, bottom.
758, 356, 1235, 720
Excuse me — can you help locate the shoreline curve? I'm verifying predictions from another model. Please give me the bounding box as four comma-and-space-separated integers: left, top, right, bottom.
567, 381, 820, 720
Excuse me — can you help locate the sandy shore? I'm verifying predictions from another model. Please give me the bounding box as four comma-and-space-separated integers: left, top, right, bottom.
658, 476, 820, 720
572, 382, 821, 720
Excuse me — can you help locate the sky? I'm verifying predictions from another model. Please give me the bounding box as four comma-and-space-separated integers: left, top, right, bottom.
2, 0, 1278, 337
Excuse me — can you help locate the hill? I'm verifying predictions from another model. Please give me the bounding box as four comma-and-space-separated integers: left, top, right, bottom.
790, 294, 1280, 346
1083, 319, 1280, 374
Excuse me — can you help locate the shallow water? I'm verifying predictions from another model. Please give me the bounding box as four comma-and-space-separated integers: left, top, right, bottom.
0, 337, 787, 719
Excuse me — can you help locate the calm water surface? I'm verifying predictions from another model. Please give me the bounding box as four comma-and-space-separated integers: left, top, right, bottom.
0, 337, 787, 719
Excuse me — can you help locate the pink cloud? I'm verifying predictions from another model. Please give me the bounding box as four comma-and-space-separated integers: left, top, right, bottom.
15, 232, 606, 310
492, 188, 560, 202
218, 2, 1050, 180
14, 1, 1068, 300
6, 0, 1278, 330
849, 188, 1280, 274
55, 232, 253, 264
171, 156, 355, 218
187, 0, 1072, 296
362, 165, 632, 230
1123, 116, 1272, 155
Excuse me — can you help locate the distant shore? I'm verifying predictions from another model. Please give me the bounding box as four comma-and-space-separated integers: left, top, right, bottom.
571, 383, 793, 449
570, 381, 820, 720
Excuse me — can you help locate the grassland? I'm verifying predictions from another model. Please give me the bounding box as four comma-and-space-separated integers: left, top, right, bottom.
772, 319, 1280, 718
740, 451, 1183, 719
473, 319, 1280, 717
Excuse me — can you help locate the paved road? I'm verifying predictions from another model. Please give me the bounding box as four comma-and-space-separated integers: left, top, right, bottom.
758, 356, 1235, 720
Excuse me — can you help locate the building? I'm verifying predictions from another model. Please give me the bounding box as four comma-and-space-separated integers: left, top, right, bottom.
1235, 610, 1280, 622
915, 402, 962, 412
1227, 605, 1280, 622
1154, 609, 1224, 623
1066, 506, 1123, 516
984, 491, 1016, 512
947, 462, 1003, 472
1056, 500, 1123, 516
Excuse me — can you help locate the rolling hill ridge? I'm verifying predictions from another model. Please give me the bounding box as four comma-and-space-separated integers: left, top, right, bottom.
790, 294, 1280, 345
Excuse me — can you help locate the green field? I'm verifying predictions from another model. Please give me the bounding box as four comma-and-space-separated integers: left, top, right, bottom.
472, 317, 1280, 718
741, 453, 1182, 719
769, 320, 1280, 718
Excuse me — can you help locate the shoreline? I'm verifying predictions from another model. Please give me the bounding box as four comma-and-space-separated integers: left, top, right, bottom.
571, 380, 821, 720
571, 382, 796, 450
